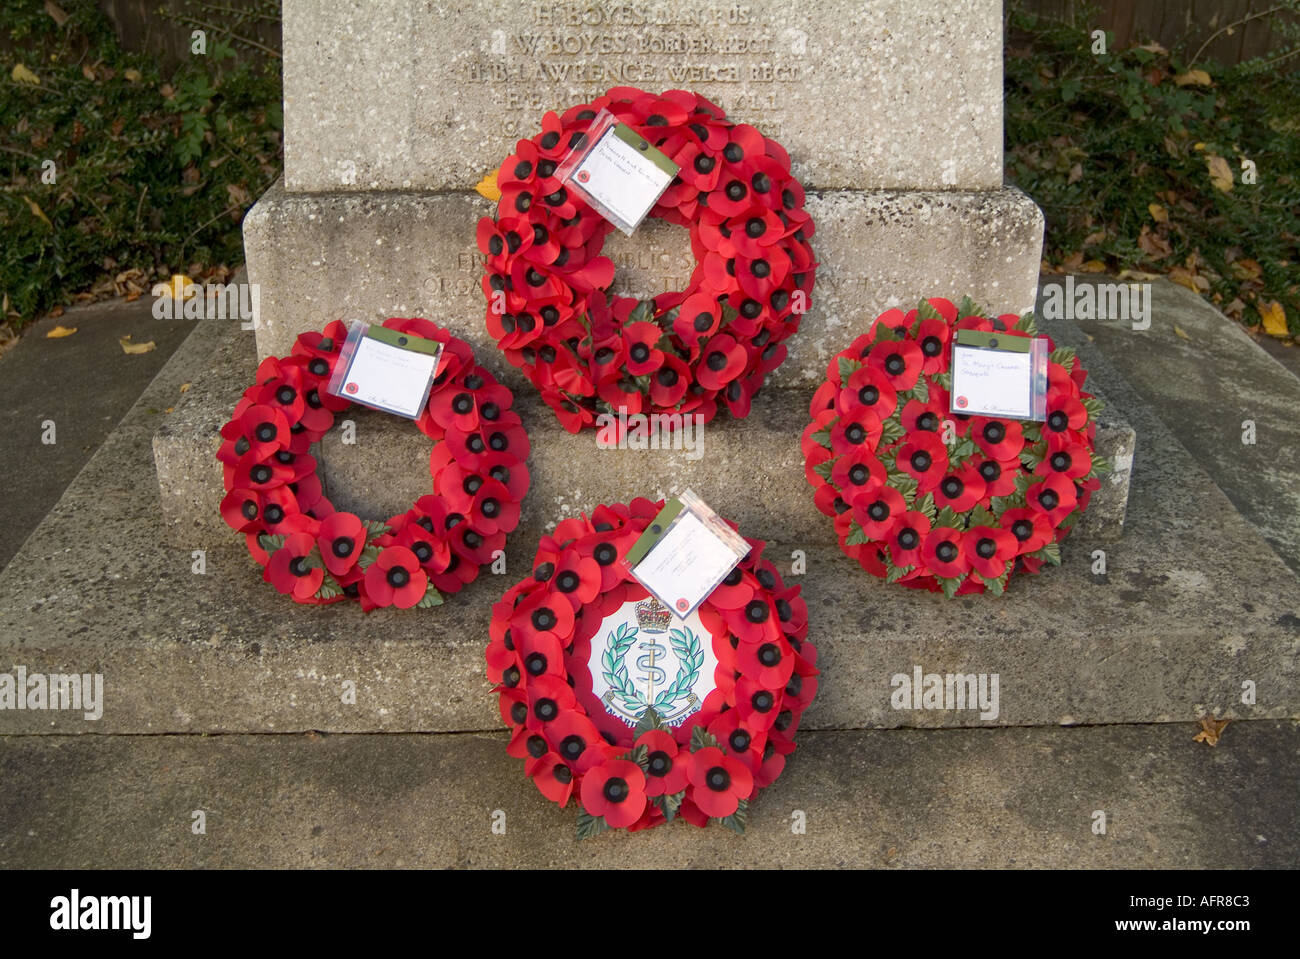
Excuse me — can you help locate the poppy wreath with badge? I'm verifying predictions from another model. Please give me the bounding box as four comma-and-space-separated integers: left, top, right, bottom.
477, 86, 817, 433
802, 297, 1107, 597
217, 317, 530, 610
486, 498, 818, 836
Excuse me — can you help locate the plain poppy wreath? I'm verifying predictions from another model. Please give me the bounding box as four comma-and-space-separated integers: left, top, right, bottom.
486, 498, 818, 836
217, 317, 529, 610
476, 86, 817, 433
802, 297, 1108, 597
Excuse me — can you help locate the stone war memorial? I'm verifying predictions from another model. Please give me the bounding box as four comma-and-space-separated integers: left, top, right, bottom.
1, 0, 1297, 870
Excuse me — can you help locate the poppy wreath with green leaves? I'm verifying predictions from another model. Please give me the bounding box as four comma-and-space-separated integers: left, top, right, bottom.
486, 498, 818, 836
802, 297, 1108, 597
477, 86, 817, 434
217, 318, 530, 610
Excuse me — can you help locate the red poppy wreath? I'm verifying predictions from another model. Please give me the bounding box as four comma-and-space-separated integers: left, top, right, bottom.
217, 318, 529, 610
486, 498, 818, 836
802, 297, 1108, 597
476, 86, 817, 433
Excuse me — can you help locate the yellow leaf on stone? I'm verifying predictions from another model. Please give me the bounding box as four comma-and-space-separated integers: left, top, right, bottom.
179, 382, 192, 393
1173, 325, 1191, 341
23, 196, 52, 228
119, 335, 156, 355
1193, 716, 1229, 746
1206, 155, 1234, 192
475, 171, 502, 202
1173, 69, 1212, 86
11, 63, 39, 85
45, 324, 77, 338
1148, 203, 1168, 223
1259, 300, 1289, 337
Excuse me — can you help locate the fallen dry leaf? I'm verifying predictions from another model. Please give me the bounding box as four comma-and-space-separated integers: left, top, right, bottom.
1068, 162, 1083, 185
1230, 258, 1263, 281
1193, 716, 1230, 746
1138, 42, 1169, 55
44, 1, 69, 26
179, 382, 192, 393
23, 196, 52, 228
1080, 259, 1107, 273
1137, 224, 1172, 259
1168, 266, 1209, 293
1173, 325, 1191, 341
1174, 69, 1212, 86
123, 68, 142, 83
1148, 203, 1168, 223
1206, 154, 1234, 193
45, 325, 77, 339
119, 335, 156, 355
474, 171, 502, 202
1259, 300, 1289, 337
11, 63, 39, 85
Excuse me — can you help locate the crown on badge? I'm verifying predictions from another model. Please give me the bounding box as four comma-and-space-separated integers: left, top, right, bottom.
635, 597, 672, 634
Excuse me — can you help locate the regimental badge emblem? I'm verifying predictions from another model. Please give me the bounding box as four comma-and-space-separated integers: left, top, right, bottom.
588, 597, 718, 728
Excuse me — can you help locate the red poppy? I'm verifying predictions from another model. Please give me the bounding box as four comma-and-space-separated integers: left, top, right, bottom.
635, 729, 691, 797
963, 525, 1018, 581
316, 512, 367, 577
933, 462, 988, 514
580, 759, 648, 828
531, 754, 577, 806
511, 588, 576, 645
829, 408, 884, 456
696, 334, 747, 391
264, 533, 324, 601
1027, 471, 1079, 526
1036, 442, 1092, 481
363, 546, 428, 609
895, 432, 949, 490
866, 337, 924, 391
914, 317, 951, 374
851, 482, 907, 541
920, 526, 969, 580
547, 711, 614, 774
736, 634, 795, 690
687, 746, 754, 819
830, 450, 888, 501
973, 417, 1024, 460
975, 455, 1021, 498
840, 365, 898, 420
999, 506, 1054, 555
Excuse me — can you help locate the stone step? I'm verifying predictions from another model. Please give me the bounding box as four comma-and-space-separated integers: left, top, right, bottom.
243, 181, 1046, 377
1053, 276, 1300, 576
2, 722, 1295, 868
152, 308, 1135, 550
1, 313, 1293, 735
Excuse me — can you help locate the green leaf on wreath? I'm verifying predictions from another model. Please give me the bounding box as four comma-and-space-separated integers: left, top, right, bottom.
916, 493, 938, 523
880, 417, 906, 445
634, 706, 666, 737
934, 506, 964, 530
623, 743, 649, 771
812, 457, 837, 481
969, 504, 997, 528
1019, 444, 1046, 471
357, 544, 382, 569
837, 356, 864, 382
811, 422, 835, 449
906, 378, 930, 405
871, 322, 902, 343
1013, 311, 1038, 335
1049, 346, 1077, 369
1034, 541, 1062, 566
690, 726, 719, 753
576, 810, 609, 840
655, 790, 685, 824
1092, 455, 1112, 475
1082, 396, 1104, 419
1021, 422, 1042, 445
933, 371, 952, 391
885, 562, 915, 584
949, 437, 978, 462
983, 568, 1010, 597
362, 520, 391, 537
257, 533, 286, 553
916, 299, 944, 322
629, 299, 656, 325
887, 473, 918, 501
313, 575, 344, 601
414, 584, 444, 608
989, 493, 1025, 514
1015, 472, 1038, 495
938, 575, 963, 599
845, 521, 871, 546
957, 294, 984, 318
716, 798, 748, 834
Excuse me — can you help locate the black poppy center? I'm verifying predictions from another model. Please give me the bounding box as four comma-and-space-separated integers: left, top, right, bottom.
983, 422, 1006, 444
630, 343, 650, 363
848, 464, 869, 485
885, 353, 905, 375
868, 501, 890, 521
922, 335, 942, 356
603, 776, 629, 803
1039, 489, 1060, 510
1051, 452, 1071, 471
556, 570, 579, 593
980, 461, 1001, 482
936, 541, 959, 563
898, 528, 919, 550
941, 477, 963, 499
745, 600, 768, 623
758, 643, 781, 667
594, 543, 617, 566
525, 652, 548, 676
910, 451, 932, 472
859, 385, 880, 406
332, 538, 354, 558
918, 412, 939, 432
977, 538, 997, 559
706, 766, 731, 791
531, 607, 556, 631
560, 734, 585, 760
647, 751, 671, 777
1047, 411, 1068, 432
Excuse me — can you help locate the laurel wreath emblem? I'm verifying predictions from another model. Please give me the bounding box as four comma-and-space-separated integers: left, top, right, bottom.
601, 623, 704, 719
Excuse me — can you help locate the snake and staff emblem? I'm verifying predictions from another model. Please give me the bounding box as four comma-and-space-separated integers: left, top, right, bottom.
599, 598, 706, 727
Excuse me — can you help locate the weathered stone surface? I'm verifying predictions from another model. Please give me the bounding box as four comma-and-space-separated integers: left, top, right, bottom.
4, 310, 1290, 735
154, 311, 1134, 549
282, 0, 1003, 193
244, 179, 1046, 375
3, 722, 1296, 868
1058, 277, 1300, 575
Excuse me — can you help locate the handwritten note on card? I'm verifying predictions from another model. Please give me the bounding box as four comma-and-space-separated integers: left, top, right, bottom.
950, 346, 1033, 419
